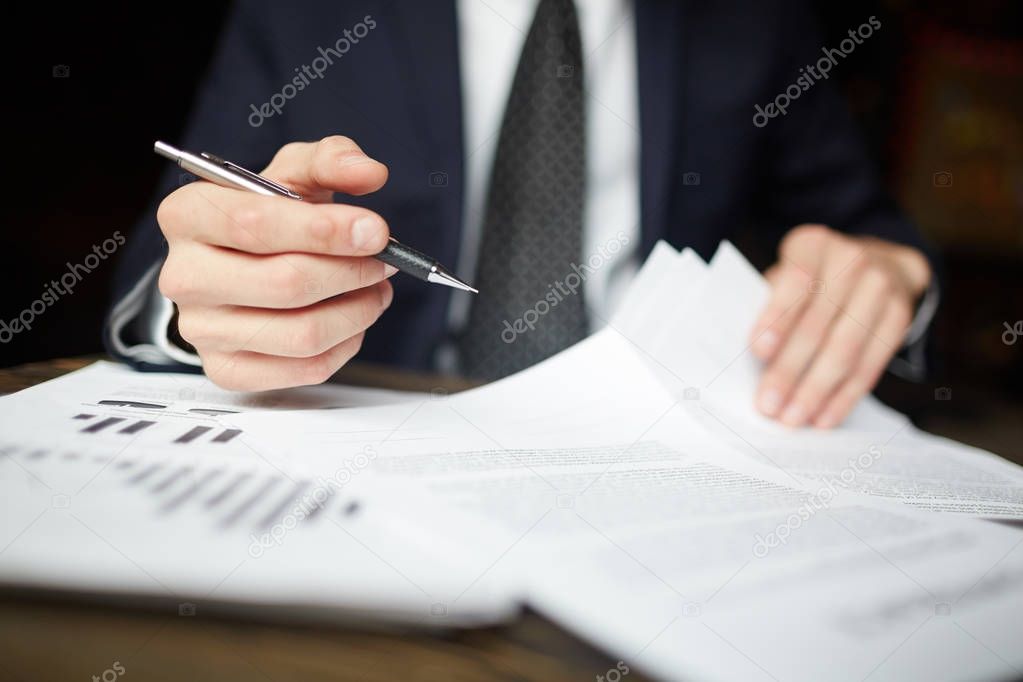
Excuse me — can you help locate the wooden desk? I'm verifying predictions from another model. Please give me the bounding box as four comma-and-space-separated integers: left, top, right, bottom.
0, 358, 648, 682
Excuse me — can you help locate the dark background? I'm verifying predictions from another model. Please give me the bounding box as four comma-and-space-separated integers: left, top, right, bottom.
5, 1, 1022, 458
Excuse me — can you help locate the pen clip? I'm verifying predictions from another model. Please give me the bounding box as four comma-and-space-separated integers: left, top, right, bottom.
200, 152, 303, 200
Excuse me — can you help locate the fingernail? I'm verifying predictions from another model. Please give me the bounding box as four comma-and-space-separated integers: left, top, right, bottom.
352, 215, 384, 250
381, 283, 394, 307
383, 265, 398, 277
781, 404, 806, 426
339, 153, 371, 167
758, 388, 782, 416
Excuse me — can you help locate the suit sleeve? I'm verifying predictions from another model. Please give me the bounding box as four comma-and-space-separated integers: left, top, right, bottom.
104, 0, 287, 372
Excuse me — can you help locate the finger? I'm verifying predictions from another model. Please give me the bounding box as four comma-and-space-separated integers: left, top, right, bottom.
776, 269, 890, 426
160, 242, 396, 308
178, 281, 393, 358
812, 300, 912, 429
749, 262, 810, 361
750, 225, 833, 360
160, 183, 390, 256
200, 331, 367, 392
260, 136, 389, 199
755, 239, 863, 417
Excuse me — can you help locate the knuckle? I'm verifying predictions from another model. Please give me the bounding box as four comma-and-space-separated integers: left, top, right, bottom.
305, 214, 337, 253
156, 195, 187, 237
227, 205, 265, 239
319, 135, 358, 155
273, 142, 306, 167
810, 361, 847, 393
799, 306, 833, 339
781, 224, 829, 254
862, 266, 891, 296
267, 262, 306, 300
356, 257, 384, 290
200, 355, 246, 391
338, 333, 365, 366
175, 310, 207, 347
288, 316, 330, 357
157, 259, 191, 301
298, 352, 338, 385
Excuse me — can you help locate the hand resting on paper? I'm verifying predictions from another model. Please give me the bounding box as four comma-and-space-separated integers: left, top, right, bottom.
749, 224, 931, 429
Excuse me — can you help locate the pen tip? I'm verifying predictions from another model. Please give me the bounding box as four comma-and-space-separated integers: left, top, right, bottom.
428, 267, 478, 293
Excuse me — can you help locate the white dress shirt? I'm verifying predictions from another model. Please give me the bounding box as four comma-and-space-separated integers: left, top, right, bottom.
439, 0, 640, 369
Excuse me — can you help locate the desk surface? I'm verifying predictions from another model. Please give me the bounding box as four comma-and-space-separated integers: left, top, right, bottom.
0, 358, 646, 682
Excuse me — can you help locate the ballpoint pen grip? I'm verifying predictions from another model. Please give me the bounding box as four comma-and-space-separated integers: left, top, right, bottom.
375, 239, 434, 282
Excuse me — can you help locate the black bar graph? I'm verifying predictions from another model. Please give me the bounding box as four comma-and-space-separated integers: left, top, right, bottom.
206, 472, 252, 509
82, 417, 125, 433
212, 429, 242, 443
221, 476, 280, 528
152, 467, 193, 494
120, 420, 156, 435
174, 426, 212, 444
161, 469, 222, 513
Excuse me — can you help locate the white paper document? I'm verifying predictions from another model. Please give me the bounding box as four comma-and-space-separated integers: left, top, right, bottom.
2, 241, 1022, 681
0, 362, 516, 627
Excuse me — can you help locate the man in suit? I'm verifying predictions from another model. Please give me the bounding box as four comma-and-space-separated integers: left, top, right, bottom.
107, 0, 937, 429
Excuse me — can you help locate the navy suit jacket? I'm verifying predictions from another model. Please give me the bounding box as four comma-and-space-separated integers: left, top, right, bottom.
109, 0, 931, 372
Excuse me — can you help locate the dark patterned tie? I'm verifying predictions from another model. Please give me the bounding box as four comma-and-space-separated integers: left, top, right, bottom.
458, 0, 587, 381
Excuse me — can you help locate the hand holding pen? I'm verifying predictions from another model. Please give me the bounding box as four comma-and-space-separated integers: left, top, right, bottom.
152, 136, 473, 392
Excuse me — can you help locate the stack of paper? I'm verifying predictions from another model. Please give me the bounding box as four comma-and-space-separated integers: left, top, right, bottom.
1, 242, 1021, 681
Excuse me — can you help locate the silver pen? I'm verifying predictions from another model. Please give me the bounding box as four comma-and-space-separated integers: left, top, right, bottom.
153, 141, 477, 293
